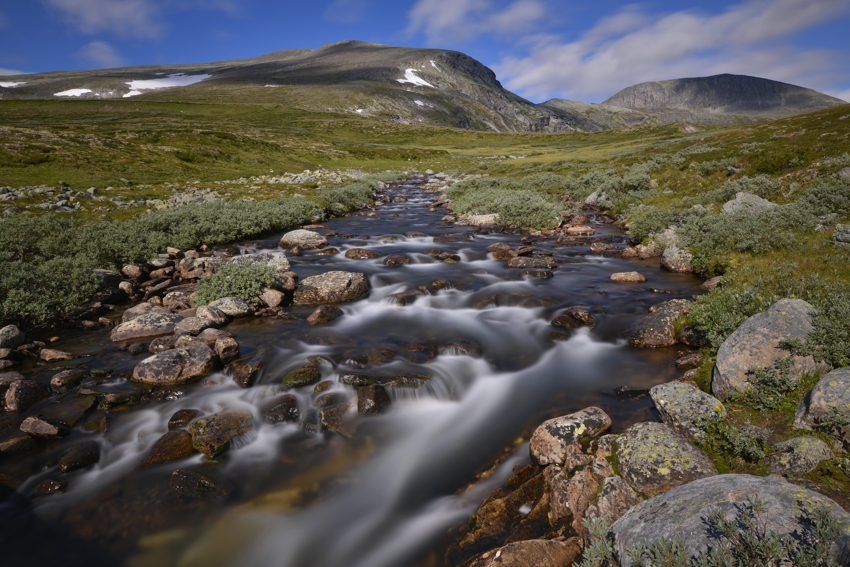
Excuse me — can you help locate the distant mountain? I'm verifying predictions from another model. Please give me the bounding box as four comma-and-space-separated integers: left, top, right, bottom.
1, 45, 845, 133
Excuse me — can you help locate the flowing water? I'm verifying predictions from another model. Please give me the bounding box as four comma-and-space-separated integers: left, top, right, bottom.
0, 178, 703, 567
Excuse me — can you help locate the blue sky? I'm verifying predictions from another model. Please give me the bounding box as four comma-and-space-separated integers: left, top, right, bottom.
2, 0, 849, 102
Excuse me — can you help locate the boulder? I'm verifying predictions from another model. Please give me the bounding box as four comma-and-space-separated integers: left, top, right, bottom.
20, 416, 68, 438
293, 271, 370, 305
0, 435, 37, 456
121, 302, 169, 323
188, 409, 253, 457
768, 436, 833, 476
610, 271, 646, 283
357, 385, 391, 415
0, 325, 25, 349
132, 346, 218, 385
712, 299, 820, 400
306, 304, 344, 326
260, 288, 285, 308
262, 394, 300, 424
39, 348, 74, 362
650, 381, 725, 441
168, 409, 203, 429
547, 466, 599, 525
110, 311, 183, 342
320, 403, 356, 437
834, 224, 850, 246
636, 242, 663, 259
550, 307, 595, 329
615, 421, 717, 498
585, 475, 642, 526
208, 297, 255, 318
0, 371, 25, 395
566, 225, 595, 235
505, 257, 557, 270
140, 430, 196, 469
660, 243, 693, 273
58, 441, 100, 473
345, 248, 382, 260
610, 474, 850, 566
149, 335, 177, 353
721, 191, 777, 214
529, 407, 612, 466
384, 254, 411, 267
162, 290, 193, 311
50, 366, 89, 393
794, 367, 850, 431
282, 361, 322, 388
227, 352, 264, 388
5, 379, 47, 412
174, 316, 215, 336
466, 539, 581, 567
215, 337, 240, 365
279, 229, 327, 250
228, 251, 290, 272
196, 305, 230, 326
626, 299, 689, 348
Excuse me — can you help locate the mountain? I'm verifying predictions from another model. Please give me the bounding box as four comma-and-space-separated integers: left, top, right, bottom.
1, 44, 845, 133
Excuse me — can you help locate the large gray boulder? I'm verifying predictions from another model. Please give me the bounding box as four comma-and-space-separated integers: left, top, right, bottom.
768, 436, 833, 476
529, 406, 612, 466
626, 300, 689, 348
650, 382, 725, 441
228, 251, 290, 272
721, 192, 777, 214
279, 229, 327, 250
585, 475, 642, 526
0, 325, 26, 349
795, 367, 850, 431
293, 271, 370, 305
132, 346, 218, 385
208, 296, 255, 317
616, 422, 717, 498
110, 311, 183, 342
712, 299, 820, 399
660, 243, 693, 273
611, 474, 850, 566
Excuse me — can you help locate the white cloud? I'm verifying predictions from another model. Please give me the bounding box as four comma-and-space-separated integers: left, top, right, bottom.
45, 0, 162, 38
407, 0, 545, 44
324, 0, 369, 24
493, 0, 850, 102
77, 41, 124, 68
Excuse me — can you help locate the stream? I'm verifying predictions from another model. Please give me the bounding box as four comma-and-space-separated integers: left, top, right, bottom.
0, 177, 704, 567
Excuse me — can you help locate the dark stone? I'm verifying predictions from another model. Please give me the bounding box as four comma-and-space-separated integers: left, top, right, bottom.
170, 469, 227, 499
262, 394, 300, 424
505, 257, 557, 269
149, 335, 177, 354
524, 269, 553, 279
36, 479, 68, 494
320, 403, 356, 437
345, 248, 381, 260
140, 430, 195, 469
168, 409, 203, 430
58, 441, 100, 473
357, 385, 391, 415
188, 409, 253, 457
679, 324, 707, 347
315, 392, 350, 409
0, 435, 37, 456
214, 337, 240, 364
5, 379, 47, 412
626, 299, 689, 348
384, 254, 411, 267
306, 304, 344, 326
20, 417, 69, 438
293, 271, 370, 305
282, 362, 322, 388
228, 352, 264, 388
0, 325, 26, 349
132, 345, 218, 385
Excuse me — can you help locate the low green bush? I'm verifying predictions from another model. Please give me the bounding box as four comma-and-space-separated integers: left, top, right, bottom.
194, 262, 279, 306
446, 176, 564, 228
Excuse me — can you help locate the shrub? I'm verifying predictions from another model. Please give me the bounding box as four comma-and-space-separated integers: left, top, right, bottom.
194, 262, 280, 306
699, 419, 771, 463
750, 146, 813, 174
743, 356, 797, 411
446, 176, 563, 228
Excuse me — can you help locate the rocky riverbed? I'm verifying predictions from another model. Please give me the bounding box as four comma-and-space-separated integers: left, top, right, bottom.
1, 174, 844, 567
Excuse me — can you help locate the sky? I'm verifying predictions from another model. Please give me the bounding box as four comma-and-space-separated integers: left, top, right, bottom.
1, 0, 849, 102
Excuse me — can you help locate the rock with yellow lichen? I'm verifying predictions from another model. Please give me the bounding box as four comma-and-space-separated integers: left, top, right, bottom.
649, 381, 725, 441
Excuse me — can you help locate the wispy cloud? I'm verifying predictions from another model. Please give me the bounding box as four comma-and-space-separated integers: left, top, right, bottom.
0, 68, 26, 76
407, 0, 545, 44
324, 0, 369, 24
77, 40, 124, 68
45, 0, 162, 38
493, 0, 850, 102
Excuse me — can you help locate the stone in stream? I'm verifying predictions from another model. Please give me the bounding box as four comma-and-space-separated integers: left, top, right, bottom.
5, 379, 47, 412
58, 441, 100, 473
315, 247, 340, 256
0, 371, 25, 395
794, 367, 850, 433
345, 248, 381, 260
529, 406, 612, 466
712, 299, 821, 400
282, 361, 322, 388
140, 430, 196, 469
505, 257, 557, 270
660, 243, 694, 273
168, 409, 204, 430
20, 416, 69, 438
610, 474, 850, 567
610, 271, 646, 283
196, 305, 230, 326
110, 312, 183, 342
260, 288, 285, 308
262, 394, 300, 424
293, 271, 370, 305
0, 435, 38, 456
208, 297, 255, 318
39, 348, 74, 362
132, 346, 218, 385
306, 304, 344, 326
615, 421, 717, 498
149, 335, 177, 353
188, 409, 253, 457
215, 337, 240, 365
767, 436, 833, 476
357, 385, 391, 415
121, 302, 170, 323
649, 381, 725, 441
524, 269, 553, 279
228, 352, 264, 388
566, 225, 595, 235
626, 299, 689, 348
466, 539, 582, 567
320, 403, 356, 437
550, 307, 595, 329
492, 249, 517, 261
279, 229, 327, 250
384, 254, 411, 267
486, 242, 511, 252
36, 479, 68, 494
0, 325, 26, 349
171, 469, 227, 499
173, 317, 215, 337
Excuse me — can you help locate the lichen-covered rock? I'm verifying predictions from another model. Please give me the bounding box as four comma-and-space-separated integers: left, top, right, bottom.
529, 406, 612, 466
345, 248, 382, 259
721, 191, 777, 214
50, 366, 89, 393
550, 307, 595, 329
196, 305, 230, 326
227, 351, 264, 388
712, 299, 820, 399
0, 325, 26, 349
262, 394, 300, 424
110, 311, 183, 342
546, 466, 599, 525
466, 538, 581, 567
174, 316, 215, 336
627, 299, 689, 348
306, 304, 344, 326
794, 367, 850, 431
585, 475, 642, 526
208, 296, 255, 318
834, 224, 850, 246
610, 474, 850, 567
293, 271, 370, 305
616, 421, 717, 498
188, 409, 253, 457
132, 346, 218, 385
505, 257, 557, 270
120, 302, 170, 323
282, 360, 322, 388
768, 436, 833, 476
610, 271, 646, 283
228, 251, 290, 272
280, 229, 327, 250
660, 243, 693, 273
649, 381, 725, 441
141, 430, 196, 469
5, 379, 47, 412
